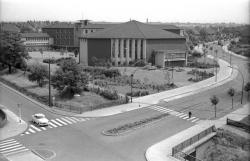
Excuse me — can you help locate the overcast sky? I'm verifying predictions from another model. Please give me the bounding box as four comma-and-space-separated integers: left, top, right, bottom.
1, 0, 249, 24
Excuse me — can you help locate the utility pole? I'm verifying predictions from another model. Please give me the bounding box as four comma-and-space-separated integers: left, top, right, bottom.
49, 53, 51, 107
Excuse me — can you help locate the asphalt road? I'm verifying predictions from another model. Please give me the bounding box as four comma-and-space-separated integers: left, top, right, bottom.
0, 44, 249, 161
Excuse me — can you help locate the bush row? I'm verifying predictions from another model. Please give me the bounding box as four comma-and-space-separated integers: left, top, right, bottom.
105, 113, 169, 135
81, 66, 121, 78
42, 57, 74, 64
187, 62, 219, 69
89, 86, 119, 100
126, 91, 149, 97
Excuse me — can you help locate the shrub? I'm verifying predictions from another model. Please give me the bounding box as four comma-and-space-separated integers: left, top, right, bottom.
43, 58, 57, 64
28, 63, 48, 87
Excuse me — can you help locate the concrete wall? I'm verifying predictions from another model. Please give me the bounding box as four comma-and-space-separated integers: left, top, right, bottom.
88, 39, 111, 66
146, 38, 187, 62
79, 38, 88, 65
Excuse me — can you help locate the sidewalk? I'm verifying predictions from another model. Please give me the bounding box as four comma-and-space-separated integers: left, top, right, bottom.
222, 44, 249, 60
77, 55, 236, 117
145, 103, 249, 161
0, 105, 27, 140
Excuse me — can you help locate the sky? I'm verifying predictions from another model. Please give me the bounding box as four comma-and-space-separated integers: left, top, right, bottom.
0, 0, 249, 24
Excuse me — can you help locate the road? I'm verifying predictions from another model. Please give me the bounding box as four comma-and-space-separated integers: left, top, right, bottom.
0, 44, 249, 161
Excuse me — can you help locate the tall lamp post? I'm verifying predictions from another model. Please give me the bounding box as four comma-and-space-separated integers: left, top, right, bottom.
130, 74, 134, 103
48, 53, 51, 107
228, 66, 244, 104
17, 103, 22, 123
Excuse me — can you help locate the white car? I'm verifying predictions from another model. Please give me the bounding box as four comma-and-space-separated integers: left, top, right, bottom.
32, 113, 49, 126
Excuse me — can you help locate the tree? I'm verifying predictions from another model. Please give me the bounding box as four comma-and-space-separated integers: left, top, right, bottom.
28, 63, 48, 87
210, 95, 219, 118
244, 82, 250, 100
228, 88, 235, 109
0, 31, 30, 73
52, 61, 88, 98
59, 58, 78, 73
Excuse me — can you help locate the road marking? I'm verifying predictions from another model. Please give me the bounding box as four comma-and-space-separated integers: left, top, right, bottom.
0, 139, 15, 144
0, 145, 22, 152
4, 148, 29, 156
175, 113, 184, 116
25, 132, 30, 135
1, 147, 26, 154
65, 117, 77, 123
78, 118, 86, 121
56, 118, 68, 125
0, 141, 17, 146
61, 117, 73, 124
179, 114, 188, 118
28, 128, 36, 133
48, 122, 58, 128
30, 124, 42, 132
85, 118, 90, 121
148, 106, 169, 113
50, 120, 63, 126
182, 116, 189, 119
70, 117, 80, 122
191, 118, 199, 122
0, 142, 19, 148
48, 126, 53, 128
41, 127, 47, 130
187, 117, 196, 121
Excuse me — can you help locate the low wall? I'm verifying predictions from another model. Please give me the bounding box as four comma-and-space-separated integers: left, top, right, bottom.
0, 108, 7, 128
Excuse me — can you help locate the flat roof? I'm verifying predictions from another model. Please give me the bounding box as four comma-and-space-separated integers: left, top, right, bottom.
21, 32, 50, 38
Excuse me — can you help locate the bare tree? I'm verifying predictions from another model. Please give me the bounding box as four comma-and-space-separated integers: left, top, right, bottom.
228, 88, 235, 109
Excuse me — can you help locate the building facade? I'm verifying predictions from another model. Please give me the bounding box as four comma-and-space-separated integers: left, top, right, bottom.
21, 33, 53, 51
80, 20, 187, 67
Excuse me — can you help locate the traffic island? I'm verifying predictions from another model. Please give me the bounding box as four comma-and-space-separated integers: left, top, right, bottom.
102, 113, 169, 136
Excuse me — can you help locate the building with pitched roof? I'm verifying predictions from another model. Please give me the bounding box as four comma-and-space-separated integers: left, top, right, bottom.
80, 20, 187, 67
21, 33, 53, 51
0, 23, 20, 33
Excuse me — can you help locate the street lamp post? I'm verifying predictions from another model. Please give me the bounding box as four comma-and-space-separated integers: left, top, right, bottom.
171, 54, 174, 81
49, 53, 51, 107
229, 66, 244, 104
17, 103, 22, 123
130, 74, 133, 103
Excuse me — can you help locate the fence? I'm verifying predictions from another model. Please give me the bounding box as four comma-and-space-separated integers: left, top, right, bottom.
172, 126, 215, 156
227, 118, 250, 132
175, 151, 203, 161
54, 102, 83, 114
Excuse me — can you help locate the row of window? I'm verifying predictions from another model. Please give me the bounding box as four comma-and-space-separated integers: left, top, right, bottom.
25, 37, 49, 41
25, 43, 49, 46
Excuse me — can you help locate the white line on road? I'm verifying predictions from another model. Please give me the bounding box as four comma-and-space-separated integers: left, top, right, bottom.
60, 117, 73, 124
0, 142, 19, 148
0, 139, 15, 144
179, 114, 188, 118
28, 128, 36, 133
25, 132, 30, 135
1, 147, 26, 154
41, 127, 47, 130
191, 118, 199, 122
0, 141, 17, 146
187, 117, 196, 121
70, 117, 80, 122
0, 145, 22, 152
182, 116, 189, 119
50, 120, 63, 126
30, 125, 42, 132
56, 118, 68, 125
48, 122, 58, 128
175, 113, 184, 117
4, 148, 29, 156
65, 117, 77, 123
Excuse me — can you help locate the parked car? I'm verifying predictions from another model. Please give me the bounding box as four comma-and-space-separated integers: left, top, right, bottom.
32, 113, 49, 126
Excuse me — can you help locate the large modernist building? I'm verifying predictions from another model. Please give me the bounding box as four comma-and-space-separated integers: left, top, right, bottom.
42, 20, 117, 50
79, 20, 187, 67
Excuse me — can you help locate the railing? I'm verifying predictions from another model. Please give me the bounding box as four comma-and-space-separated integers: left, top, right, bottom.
172, 126, 215, 156
175, 151, 203, 161
227, 118, 250, 132
54, 102, 83, 114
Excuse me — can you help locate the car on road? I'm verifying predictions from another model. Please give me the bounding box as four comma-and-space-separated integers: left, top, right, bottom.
32, 113, 49, 126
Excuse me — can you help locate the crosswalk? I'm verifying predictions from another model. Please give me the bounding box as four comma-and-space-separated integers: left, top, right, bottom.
147, 105, 200, 123
20, 117, 91, 136
0, 139, 29, 157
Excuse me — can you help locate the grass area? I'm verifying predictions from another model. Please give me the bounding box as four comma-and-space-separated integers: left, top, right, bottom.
201, 128, 250, 161
103, 113, 169, 136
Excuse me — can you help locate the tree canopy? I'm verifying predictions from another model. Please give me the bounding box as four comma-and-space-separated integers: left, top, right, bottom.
0, 31, 29, 73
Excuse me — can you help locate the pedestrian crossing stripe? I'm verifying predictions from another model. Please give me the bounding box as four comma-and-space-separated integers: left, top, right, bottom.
20, 117, 92, 136
0, 139, 29, 156
147, 106, 200, 123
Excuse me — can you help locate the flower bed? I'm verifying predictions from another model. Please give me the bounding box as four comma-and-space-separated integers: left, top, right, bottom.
103, 113, 169, 136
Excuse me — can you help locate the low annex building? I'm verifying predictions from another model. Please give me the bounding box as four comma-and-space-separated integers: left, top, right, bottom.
21, 33, 53, 51
79, 20, 187, 67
